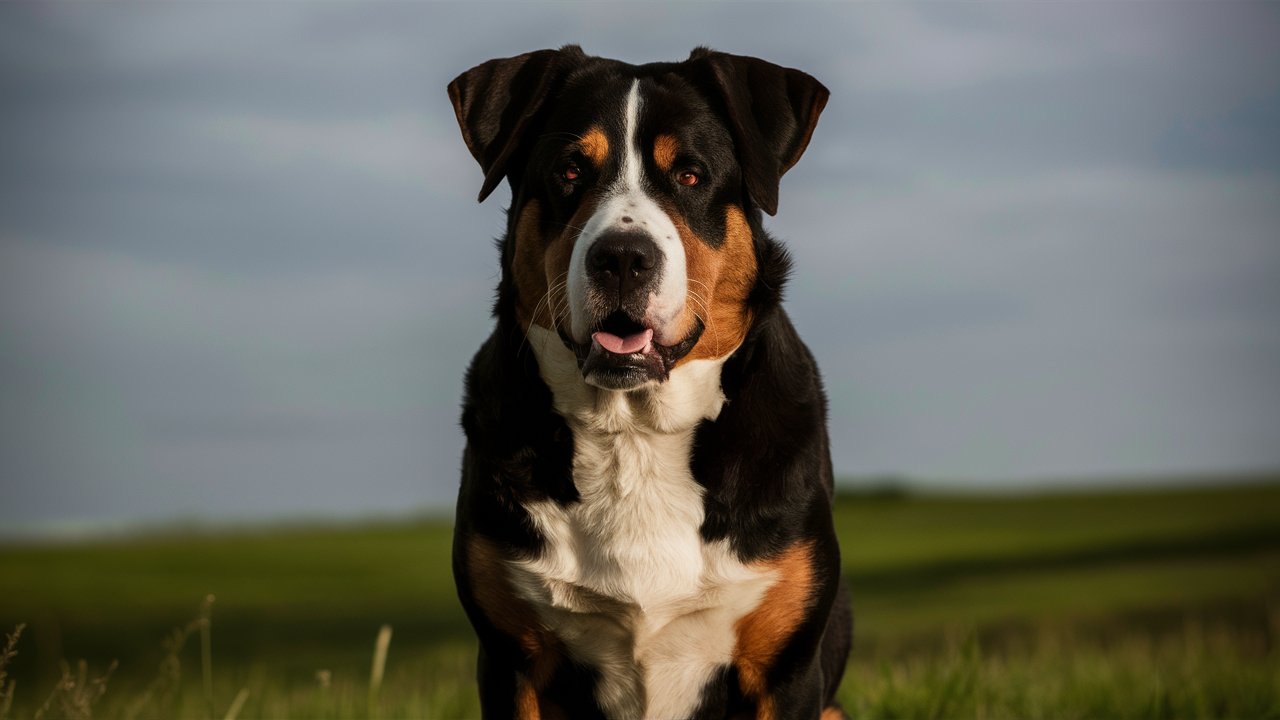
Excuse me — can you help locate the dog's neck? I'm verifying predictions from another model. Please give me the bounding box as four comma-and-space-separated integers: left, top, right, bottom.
525, 324, 730, 436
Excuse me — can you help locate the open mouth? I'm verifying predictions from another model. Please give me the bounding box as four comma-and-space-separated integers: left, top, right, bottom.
560, 311, 705, 390
593, 312, 653, 355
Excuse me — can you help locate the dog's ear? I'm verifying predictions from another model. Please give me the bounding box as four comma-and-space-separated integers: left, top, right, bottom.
691, 49, 829, 216
448, 46, 585, 202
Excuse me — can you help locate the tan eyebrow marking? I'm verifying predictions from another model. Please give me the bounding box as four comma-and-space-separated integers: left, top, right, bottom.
579, 126, 609, 168
653, 133, 679, 172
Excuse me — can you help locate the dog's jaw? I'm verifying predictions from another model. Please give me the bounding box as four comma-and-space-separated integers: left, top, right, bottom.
530, 324, 728, 432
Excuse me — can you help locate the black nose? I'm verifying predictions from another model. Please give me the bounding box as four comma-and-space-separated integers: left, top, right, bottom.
586, 231, 661, 299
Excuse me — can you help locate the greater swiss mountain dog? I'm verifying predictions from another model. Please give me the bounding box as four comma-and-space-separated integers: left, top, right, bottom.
448, 46, 851, 720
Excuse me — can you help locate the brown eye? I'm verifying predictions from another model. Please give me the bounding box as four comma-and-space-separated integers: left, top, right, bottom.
562, 162, 581, 182
676, 170, 699, 187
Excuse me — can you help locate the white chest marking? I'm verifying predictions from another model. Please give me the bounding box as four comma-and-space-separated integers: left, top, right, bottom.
518, 326, 770, 719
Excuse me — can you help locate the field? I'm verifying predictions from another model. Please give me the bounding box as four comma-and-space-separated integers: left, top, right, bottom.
1, 479, 1278, 719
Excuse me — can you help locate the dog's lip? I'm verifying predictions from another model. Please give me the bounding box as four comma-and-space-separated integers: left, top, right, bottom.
559, 317, 705, 380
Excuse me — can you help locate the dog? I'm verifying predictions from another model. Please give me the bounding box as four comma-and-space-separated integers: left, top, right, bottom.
448, 46, 851, 720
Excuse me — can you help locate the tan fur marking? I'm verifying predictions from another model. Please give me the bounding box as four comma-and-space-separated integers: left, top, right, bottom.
512, 199, 591, 333
539, 196, 598, 330
516, 678, 540, 720
653, 133, 679, 172
821, 707, 847, 720
468, 536, 562, 719
673, 204, 758, 364
513, 200, 548, 331
579, 126, 609, 168
734, 540, 816, 720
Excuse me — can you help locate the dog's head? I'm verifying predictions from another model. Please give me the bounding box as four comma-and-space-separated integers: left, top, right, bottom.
449, 47, 827, 390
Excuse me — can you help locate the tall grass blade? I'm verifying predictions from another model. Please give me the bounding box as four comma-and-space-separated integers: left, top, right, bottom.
222, 687, 249, 720
34, 658, 117, 720
368, 624, 392, 719
200, 594, 215, 720
0, 625, 25, 720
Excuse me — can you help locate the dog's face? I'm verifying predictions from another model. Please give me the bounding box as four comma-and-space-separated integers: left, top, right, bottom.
450, 47, 827, 390
518, 71, 750, 392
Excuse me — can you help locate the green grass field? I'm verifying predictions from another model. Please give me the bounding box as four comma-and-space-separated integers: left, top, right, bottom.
1, 479, 1278, 719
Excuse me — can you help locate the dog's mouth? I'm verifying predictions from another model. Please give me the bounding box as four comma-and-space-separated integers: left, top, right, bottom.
559, 311, 704, 390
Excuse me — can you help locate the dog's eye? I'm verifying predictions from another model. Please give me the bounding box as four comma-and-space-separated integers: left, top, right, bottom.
676, 170, 700, 187
562, 162, 582, 182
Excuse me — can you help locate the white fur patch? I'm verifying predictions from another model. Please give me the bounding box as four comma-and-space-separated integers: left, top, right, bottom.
519, 326, 770, 719
566, 80, 689, 345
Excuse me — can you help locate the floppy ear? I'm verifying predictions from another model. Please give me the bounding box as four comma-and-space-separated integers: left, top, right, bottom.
447, 46, 585, 202
694, 50, 829, 216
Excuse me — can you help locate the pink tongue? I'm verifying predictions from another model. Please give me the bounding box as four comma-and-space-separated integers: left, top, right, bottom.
593, 328, 653, 355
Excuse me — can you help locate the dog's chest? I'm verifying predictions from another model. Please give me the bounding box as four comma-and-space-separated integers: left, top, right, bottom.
515, 427, 773, 720
512, 336, 774, 718
530, 427, 709, 609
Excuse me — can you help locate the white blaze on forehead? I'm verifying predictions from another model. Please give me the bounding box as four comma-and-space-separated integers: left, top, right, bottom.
619, 80, 644, 190
566, 80, 688, 344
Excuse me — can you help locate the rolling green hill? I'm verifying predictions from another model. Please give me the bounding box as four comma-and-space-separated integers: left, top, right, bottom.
1, 479, 1277, 718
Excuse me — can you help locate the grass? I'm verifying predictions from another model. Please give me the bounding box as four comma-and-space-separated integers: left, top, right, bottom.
0, 478, 1278, 718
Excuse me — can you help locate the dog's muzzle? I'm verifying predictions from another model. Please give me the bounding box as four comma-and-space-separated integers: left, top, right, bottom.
561, 231, 694, 389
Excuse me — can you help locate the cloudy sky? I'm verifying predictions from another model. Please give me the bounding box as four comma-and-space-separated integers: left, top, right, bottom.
2, 2, 1278, 533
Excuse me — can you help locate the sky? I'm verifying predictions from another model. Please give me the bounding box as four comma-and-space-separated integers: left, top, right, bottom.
1, 2, 1278, 533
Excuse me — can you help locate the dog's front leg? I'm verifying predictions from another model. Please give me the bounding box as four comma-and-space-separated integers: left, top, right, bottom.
474, 638, 559, 720
474, 642, 524, 719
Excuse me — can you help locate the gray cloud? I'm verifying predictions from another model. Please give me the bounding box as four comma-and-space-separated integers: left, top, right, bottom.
1, 1, 1278, 532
